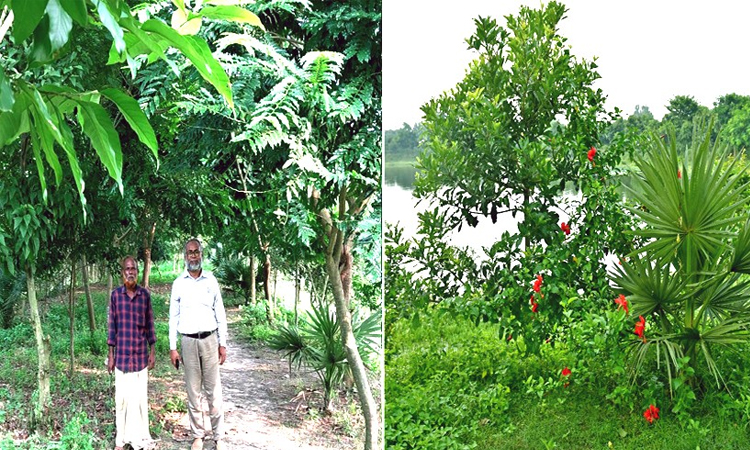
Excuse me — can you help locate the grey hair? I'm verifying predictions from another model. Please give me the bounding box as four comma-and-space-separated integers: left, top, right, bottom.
120, 255, 138, 271
184, 238, 203, 254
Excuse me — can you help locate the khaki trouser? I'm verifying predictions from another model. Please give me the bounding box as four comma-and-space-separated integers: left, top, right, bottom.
181, 333, 224, 440
115, 367, 152, 448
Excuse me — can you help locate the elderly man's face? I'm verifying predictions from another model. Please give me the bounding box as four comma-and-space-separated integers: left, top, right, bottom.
186, 242, 202, 272
122, 259, 138, 289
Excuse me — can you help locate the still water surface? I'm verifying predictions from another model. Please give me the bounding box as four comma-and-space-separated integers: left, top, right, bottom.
384, 163, 523, 254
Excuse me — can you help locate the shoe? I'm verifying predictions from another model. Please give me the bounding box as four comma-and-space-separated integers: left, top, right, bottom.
191, 438, 203, 450
215, 441, 225, 450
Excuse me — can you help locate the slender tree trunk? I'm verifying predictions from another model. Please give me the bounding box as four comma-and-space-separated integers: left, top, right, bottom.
325, 235, 378, 450
250, 255, 256, 305
294, 266, 301, 326
69, 259, 77, 378
263, 253, 274, 324
273, 269, 278, 304
142, 222, 156, 289
107, 272, 113, 295
82, 254, 95, 332
27, 266, 51, 431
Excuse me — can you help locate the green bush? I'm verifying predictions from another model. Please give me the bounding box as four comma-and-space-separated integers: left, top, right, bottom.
386, 309, 512, 449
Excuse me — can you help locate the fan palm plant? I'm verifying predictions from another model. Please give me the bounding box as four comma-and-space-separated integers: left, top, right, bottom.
611, 122, 750, 390
269, 303, 381, 411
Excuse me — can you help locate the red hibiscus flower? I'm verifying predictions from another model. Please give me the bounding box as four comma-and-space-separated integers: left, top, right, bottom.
560, 222, 571, 235
634, 315, 646, 342
615, 294, 629, 314
529, 294, 539, 313
587, 146, 596, 165
533, 274, 543, 293
677, 169, 682, 179
643, 404, 659, 424
561, 367, 571, 377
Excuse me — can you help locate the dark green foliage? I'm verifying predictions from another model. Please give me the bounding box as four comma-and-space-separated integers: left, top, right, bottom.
0, 269, 25, 328
392, 1, 638, 354
611, 123, 750, 388
269, 303, 380, 409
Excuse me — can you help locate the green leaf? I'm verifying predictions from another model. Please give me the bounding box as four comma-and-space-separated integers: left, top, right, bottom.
29, 128, 49, 203
11, 0, 48, 43
141, 19, 233, 108
118, 16, 179, 76
0, 93, 30, 146
93, 0, 125, 54
204, 0, 251, 5
200, 5, 264, 30
30, 16, 53, 66
171, 0, 185, 13
101, 87, 158, 164
59, 0, 86, 26
45, 0, 73, 51
54, 106, 87, 213
21, 84, 63, 185
76, 100, 123, 194
0, 68, 14, 112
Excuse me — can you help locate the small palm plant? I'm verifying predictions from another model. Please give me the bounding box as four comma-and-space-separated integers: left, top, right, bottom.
611, 123, 750, 391
269, 303, 381, 412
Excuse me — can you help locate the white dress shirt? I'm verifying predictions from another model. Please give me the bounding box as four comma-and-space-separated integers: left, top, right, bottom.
169, 270, 228, 351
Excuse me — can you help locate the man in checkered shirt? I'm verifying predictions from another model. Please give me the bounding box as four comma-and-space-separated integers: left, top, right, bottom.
107, 255, 156, 450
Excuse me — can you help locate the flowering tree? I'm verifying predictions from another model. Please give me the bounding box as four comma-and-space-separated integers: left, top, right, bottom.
398, 1, 637, 353
612, 122, 750, 389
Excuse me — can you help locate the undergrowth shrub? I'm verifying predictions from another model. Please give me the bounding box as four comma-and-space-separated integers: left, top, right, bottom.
386, 309, 513, 449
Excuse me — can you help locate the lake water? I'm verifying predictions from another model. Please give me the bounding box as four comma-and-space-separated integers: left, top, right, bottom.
384, 161, 621, 270
385, 163, 533, 256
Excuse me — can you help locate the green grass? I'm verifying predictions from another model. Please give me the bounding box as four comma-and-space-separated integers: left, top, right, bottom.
0, 284, 180, 448
385, 309, 750, 450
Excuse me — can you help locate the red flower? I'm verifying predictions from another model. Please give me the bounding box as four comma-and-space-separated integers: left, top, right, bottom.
677, 169, 682, 179
634, 315, 646, 342
533, 274, 543, 293
529, 294, 539, 313
615, 294, 629, 314
560, 222, 571, 235
561, 367, 571, 377
643, 404, 660, 424
587, 146, 597, 164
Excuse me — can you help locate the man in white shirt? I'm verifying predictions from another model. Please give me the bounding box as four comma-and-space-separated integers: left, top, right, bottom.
169, 238, 228, 450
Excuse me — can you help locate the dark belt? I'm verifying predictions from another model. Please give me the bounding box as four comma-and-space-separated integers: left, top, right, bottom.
182, 330, 216, 339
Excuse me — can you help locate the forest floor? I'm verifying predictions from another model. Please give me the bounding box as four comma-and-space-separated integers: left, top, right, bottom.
0, 282, 378, 450
148, 305, 366, 450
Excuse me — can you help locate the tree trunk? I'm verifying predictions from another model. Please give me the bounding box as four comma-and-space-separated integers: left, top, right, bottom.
27, 266, 51, 431
273, 269, 278, 303
107, 272, 113, 295
82, 254, 95, 331
325, 237, 378, 450
263, 253, 274, 324
69, 259, 77, 379
142, 222, 156, 289
294, 266, 301, 326
250, 255, 256, 305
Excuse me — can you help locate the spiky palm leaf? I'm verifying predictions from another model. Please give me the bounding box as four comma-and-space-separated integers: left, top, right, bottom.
613, 122, 750, 390
267, 324, 309, 375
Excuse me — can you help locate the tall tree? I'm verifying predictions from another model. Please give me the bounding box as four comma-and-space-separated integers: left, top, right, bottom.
0, 0, 254, 430
404, 1, 635, 354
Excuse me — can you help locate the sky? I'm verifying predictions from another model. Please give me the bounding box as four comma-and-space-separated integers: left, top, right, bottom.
382, 1, 750, 131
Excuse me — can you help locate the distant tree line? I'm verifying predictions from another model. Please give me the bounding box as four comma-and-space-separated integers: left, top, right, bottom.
384, 122, 424, 161
386, 93, 750, 162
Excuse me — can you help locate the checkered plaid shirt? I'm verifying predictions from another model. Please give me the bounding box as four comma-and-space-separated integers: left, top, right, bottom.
107, 285, 156, 373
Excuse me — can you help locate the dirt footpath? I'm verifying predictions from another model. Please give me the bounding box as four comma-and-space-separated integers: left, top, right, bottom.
153, 308, 363, 450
